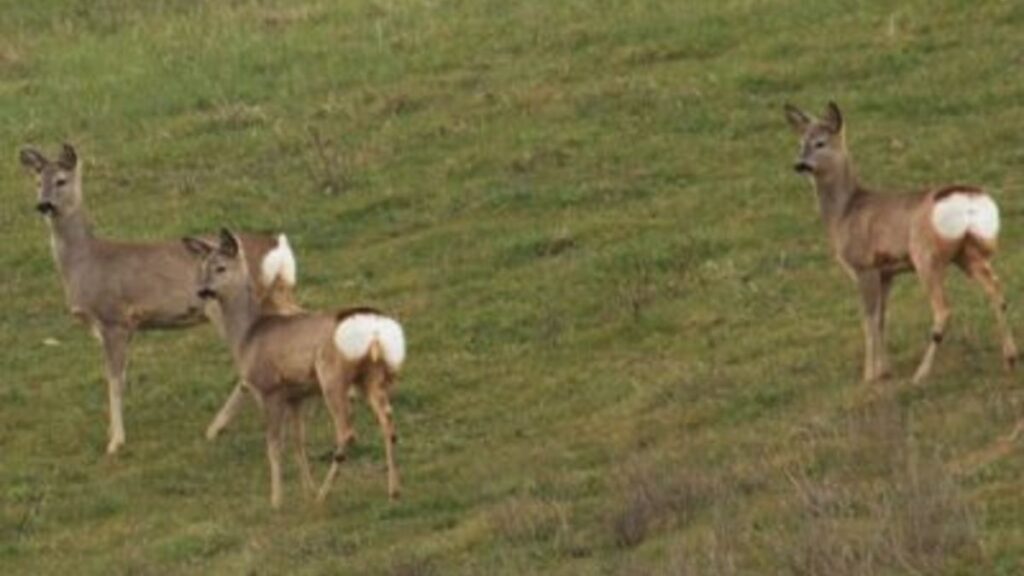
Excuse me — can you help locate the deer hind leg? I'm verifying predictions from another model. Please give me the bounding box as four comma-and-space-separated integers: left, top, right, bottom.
206, 381, 249, 440
98, 324, 133, 455
288, 400, 316, 496
857, 271, 886, 382
960, 246, 1018, 370
366, 370, 400, 500
263, 394, 288, 509
912, 260, 951, 384
315, 358, 355, 503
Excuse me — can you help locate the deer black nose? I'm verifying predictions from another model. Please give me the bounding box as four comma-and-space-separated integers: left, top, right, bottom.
793, 161, 813, 174
36, 201, 57, 215
197, 288, 217, 299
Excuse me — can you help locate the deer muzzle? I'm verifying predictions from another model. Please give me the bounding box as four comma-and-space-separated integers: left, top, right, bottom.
36, 201, 58, 216
197, 288, 217, 300
793, 161, 814, 174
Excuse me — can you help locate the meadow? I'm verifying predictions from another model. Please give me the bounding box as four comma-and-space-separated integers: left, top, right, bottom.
2, 0, 1024, 574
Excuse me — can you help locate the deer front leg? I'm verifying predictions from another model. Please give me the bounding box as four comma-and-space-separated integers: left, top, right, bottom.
288, 401, 317, 496
206, 381, 248, 440
877, 273, 894, 378
367, 381, 400, 501
912, 265, 950, 384
98, 324, 133, 455
856, 271, 885, 382
263, 395, 287, 509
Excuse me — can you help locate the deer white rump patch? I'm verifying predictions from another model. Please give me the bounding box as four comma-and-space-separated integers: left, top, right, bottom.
260, 234, 297, 287
334, 314, 406, 371
931, 193, 999, 241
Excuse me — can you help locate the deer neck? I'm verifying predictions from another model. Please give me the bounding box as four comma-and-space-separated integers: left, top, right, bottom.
217, 284, 261, 363
812, 155, 859, 231
47, 207, 95, 277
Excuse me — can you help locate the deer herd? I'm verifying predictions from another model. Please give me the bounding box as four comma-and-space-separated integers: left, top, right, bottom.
20, 143, 405, 508
18, 102, 1017, 509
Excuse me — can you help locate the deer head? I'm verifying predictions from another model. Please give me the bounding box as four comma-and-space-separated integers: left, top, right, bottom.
784, 101, 848, 177
188, 229, 250, 301
19, 143, 83, 218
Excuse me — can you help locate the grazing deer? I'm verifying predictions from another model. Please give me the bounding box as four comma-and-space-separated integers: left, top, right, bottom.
784, 102, 1017, 383
19, 143, 301, 454
188, 229, 405, 508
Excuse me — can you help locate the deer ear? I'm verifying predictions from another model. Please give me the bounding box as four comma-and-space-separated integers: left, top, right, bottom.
57, 143, 78, 170
218, 228, 240, 258
19, 147, 46, 172
823, 101, 843, 134
783, 103, 812, 134
182, 236, 215, 257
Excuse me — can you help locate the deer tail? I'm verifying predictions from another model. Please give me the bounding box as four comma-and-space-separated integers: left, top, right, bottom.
333, 313, 405, 371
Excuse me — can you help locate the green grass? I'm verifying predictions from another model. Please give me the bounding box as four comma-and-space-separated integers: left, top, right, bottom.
2, 0, 1024, 573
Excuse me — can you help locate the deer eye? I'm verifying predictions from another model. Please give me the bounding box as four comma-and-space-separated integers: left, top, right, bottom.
55, 178, 68, 187
215, 265, 227, 274
814, 140, 826, 149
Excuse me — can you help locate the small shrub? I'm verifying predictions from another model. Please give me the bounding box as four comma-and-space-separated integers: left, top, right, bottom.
609, 458, 717, 549
780, 395, 983, 575
884, 450, 981, 572
489, 495, 572, 548
611, 487, 653, 549
618, 256, 657, 322
387, 555, 435, 576
300, 125, 349, 195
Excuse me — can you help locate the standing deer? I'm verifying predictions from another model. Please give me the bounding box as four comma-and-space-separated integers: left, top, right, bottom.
784, 102, 1017, 383
188, 229, 405, 508
19, 143, 301, 454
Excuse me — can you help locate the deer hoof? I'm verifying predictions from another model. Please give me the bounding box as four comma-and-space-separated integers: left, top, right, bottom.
863, 371, 888, 384
911, 366, 930, 385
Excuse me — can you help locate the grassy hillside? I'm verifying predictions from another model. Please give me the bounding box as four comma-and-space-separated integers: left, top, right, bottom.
2, 1, 1023, 574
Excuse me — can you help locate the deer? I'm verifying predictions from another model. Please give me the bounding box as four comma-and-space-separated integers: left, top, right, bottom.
784, 101, 1017, 383
19, 143, 302, 455
186, 229, 406, 508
